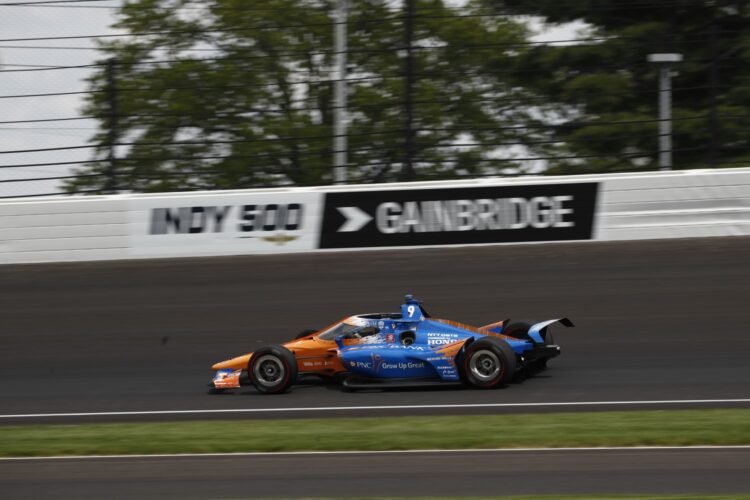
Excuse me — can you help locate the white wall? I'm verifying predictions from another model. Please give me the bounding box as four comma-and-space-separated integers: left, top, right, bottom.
0, 197, 128, 264
597, 168, 750, 240
1, 168, 748, 264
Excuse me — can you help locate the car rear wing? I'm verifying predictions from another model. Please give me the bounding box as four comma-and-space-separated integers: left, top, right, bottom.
528, 318, 574, 344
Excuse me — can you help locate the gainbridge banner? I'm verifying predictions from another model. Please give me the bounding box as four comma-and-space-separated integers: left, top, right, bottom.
318, 182, 599, 249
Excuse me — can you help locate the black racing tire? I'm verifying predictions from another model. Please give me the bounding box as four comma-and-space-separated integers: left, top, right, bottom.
502, 321, 533, 340
459, 337, 517, 389
248, 345, 298, 394
295, 329, 318, 340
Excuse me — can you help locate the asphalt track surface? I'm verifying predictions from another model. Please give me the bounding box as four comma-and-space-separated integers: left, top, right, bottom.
1, 236, 750, 422
2, 447, 749, 499
2, 237, 750, 498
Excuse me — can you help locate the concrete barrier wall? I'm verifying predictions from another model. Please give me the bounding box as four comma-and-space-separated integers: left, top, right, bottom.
0, 197, 129, 264
1, 168, 748, 264
597, 168, 750, 240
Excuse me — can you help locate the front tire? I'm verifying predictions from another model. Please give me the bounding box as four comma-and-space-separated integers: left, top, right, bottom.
459, 338, 516, 388
248, 345, 298, 394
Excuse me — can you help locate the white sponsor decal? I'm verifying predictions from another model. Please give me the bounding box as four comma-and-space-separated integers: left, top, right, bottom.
392, 361, 425, 370
376, 196, 575, 234
428, 338, 457, 345
427, 332, 460, 346
336, 206, 373, 232
303, 360, 333, 368
359, 337, 380, 344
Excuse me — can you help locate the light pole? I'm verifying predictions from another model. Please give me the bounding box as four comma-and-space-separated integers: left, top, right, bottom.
402, 0, 415, 181
647, 53, 682, 170
332, 0, 348, 184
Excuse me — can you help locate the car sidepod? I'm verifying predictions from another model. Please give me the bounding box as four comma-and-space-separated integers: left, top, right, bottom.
338, 343, 461, 382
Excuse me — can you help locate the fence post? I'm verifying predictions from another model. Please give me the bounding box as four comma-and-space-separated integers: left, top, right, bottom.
104, 57, 119, 193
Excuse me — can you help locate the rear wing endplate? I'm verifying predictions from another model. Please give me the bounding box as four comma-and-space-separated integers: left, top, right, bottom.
528, 317, 574, 344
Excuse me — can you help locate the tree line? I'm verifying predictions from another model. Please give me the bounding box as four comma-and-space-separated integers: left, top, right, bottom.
67, 0, 750, 194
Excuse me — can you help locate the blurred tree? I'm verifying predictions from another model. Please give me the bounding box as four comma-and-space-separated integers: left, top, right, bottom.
492, 0, 750, 172
68, 0, 538, 193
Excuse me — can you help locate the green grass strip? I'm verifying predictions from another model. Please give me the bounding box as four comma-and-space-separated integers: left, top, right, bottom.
288, 497, 750, 500
1, 409, 748, 457
298, 497, 750, 500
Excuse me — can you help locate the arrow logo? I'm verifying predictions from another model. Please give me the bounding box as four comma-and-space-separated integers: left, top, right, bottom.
336, 206, 373, 232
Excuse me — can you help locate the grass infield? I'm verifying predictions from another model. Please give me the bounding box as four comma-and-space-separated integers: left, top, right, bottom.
0, 409, 748, 457
293, 497, 750, 500
301, 497, 750, 500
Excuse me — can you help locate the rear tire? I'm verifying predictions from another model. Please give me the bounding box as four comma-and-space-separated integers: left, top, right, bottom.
502, 321, 533, 340
248, 345, 298, 394
459, 337, 516, 388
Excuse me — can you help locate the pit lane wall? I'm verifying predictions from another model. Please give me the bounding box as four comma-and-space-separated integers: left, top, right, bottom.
1, 168, 748, 264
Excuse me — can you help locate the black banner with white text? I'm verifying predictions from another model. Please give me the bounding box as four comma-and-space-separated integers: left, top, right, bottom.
319, 183, 599, 249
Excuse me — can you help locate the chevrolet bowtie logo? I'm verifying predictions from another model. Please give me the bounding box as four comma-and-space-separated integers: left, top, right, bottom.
261, 233, 299, 245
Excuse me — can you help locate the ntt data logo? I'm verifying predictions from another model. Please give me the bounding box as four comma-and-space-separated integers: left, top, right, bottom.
319, 183, 599, 249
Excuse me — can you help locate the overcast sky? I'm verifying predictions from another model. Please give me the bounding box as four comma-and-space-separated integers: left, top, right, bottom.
0, 0, 120, 197
0, 1, 582, 198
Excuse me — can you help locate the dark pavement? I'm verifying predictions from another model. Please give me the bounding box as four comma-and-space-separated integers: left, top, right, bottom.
2, 448, 749, 499
1, 237, 749, 420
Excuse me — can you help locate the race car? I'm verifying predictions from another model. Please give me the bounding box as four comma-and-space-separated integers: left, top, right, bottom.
210, 294, 572, 394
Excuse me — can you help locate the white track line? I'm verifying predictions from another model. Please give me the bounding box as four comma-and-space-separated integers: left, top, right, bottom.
1, 398, 749, 419
2, 445, 750, 461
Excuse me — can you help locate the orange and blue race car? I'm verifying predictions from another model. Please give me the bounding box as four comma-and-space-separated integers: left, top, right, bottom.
210, 295, 573, 394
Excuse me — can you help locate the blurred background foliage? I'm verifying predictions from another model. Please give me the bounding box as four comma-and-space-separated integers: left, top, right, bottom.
65, 0, 750, 193
497, 0, 750, 174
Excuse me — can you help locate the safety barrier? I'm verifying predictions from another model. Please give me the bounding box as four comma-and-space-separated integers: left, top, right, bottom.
1, 168, 748, 264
